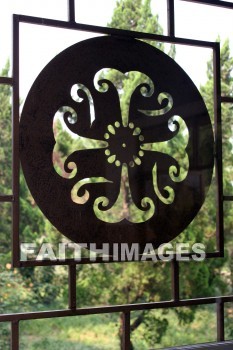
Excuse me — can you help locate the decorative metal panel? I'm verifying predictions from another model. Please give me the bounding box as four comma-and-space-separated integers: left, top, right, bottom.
20, 36, 214, 251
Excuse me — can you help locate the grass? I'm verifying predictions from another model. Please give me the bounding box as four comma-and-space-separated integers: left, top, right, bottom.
20, 314, 120, 350
132, 306, 217, 349
16, 306, 232, 349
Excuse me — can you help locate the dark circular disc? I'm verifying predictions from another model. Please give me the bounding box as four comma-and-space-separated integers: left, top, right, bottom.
20, 36, 214, 252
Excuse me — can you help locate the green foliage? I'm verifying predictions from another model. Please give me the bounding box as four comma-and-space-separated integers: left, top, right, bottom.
142, 312, 169, 344
201, 39, 233, 186
20, 315, 119, 350
0, 60, 11, 194
225, 303, 233, 339
109, 0, 162, 39
169, 39, 233, 338
17, 307, 219, 349
0, 61, 12, 266
201, 37, 233, 278
0, 62, 66, 342
0, 265, 32, 348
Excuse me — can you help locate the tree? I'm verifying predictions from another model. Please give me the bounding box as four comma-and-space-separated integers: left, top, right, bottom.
201, 38, 233, 289
109, 0, 162, 34
1, 3, 232, 348
0, 61, 12, 263
0, 62, 33, 348
201, 38, 233, 309
0, 62, 64, 329
76, 3, 233, 349
173, 38, 233, 340
48, 2, 172, 348
201, 38, 233, 190
88, 1, 171, 349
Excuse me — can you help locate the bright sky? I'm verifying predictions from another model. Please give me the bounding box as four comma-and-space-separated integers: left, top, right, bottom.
0, 0, 232, 102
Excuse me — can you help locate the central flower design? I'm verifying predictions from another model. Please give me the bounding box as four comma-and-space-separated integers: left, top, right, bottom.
104, 121, 144, 167
52, 68, 189, 224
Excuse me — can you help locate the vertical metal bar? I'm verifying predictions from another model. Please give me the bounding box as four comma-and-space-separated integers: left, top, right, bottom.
68, 263, 77, 309
11, 321, 19, 350
213, 42, 224, 256
171, 259, 180, 302
12, 15, 20, 268
122, 311, 131, 350
167, 0, 175, 37
217, 299, 224, 341
68, 0, 75, 22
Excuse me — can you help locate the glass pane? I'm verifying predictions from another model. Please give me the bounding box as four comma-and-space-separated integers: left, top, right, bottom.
0, 265, 66, 313
0, 203, 12, 260
12, 0, 67, 20
76, 261, 171, 307
0, 85, 12, 195
222, 105, 233, 196
175, 0, 233, 45
20, 314, 120, 349
75, 0, 116, 27
175, 45, 213, 92
0, 322, 10, 350
131, 304, 216, 349
152, 0, 168, 36
174, 0, 233, 106
75, 0, 165, 36
180, 258, 232, 299
19, 166, 74, 261
223, 201, 233, 303
171, 175, 217, 253
0, 0, 68, 73
225, 302, 233, 341
20, 24, 101, 105
109, 0, 164, 35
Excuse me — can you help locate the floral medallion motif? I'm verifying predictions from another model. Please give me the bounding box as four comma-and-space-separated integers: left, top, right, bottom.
20, 36, 214, 250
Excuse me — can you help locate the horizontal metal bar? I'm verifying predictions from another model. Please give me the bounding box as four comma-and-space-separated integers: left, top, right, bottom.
0, 77, 13, 85
221, 96, 233, 103
0, 295, 232, 323
19, 258, 168, 266
19, 251, 222, 267
15, 14, 216, 48
181, 0, 233, 9
164, 340, 233, 350
223, 196, 233, 201
0, 195, 14, 202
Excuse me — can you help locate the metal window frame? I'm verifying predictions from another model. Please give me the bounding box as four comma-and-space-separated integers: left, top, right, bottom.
0, 0, 232, 349
163, 340, 233, 349
11, 9, 224, 269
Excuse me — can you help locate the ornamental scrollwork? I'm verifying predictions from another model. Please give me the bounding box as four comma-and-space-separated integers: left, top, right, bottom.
53, 69, 189, 223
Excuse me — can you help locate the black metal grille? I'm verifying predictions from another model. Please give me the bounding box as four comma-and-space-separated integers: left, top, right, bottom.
0, 0, 233, 349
